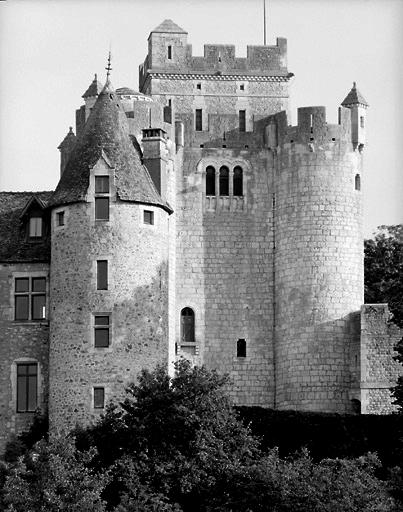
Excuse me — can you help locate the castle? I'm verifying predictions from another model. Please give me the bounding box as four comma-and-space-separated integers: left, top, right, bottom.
0, 20, 402, 452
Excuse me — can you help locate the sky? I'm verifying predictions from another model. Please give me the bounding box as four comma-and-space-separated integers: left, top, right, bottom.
0, 0, 402, 237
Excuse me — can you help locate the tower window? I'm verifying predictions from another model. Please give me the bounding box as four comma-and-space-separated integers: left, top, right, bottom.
15, 277, 46, 321
206, 166, 216, 195
240, 84, 245, 91
17, 363, 37, 412
181, 307, 195, 342
56, 211, 65, 226
237, 339, 246, 358
93, 387, 105, 409
143, 210, 154, 225
355, 174, 361, 191
196, 83, 201, 90
219, 166, 229, 196
94, 315, 110, 348
233, 166, 243, 196
97, 260, 108, 290
360, 116, 365, 128
195, 109, 203, 131
95, 198, 109, 220
29, 217, 42, 238
239, 110, 246, 132
310, 114, 314, 133
167, 45, 172, 60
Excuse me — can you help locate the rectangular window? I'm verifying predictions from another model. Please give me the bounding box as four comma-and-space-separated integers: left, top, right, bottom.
196, 83, 201, 90
94, 387, 105, 408
15, 277, 46, 321
97, 260, 108, 290
240, 84, 245, 91
239, 110, 246, 132
167, 45, 172, 60
95, 197, 109, 220
29, 217, 42, 238
360, 116, 365, 128
94, 315, 110, 348
17, 363, 37, 412
57, 211, 65, 226
95, 176, 110, 193
143, 210, 154, 225
195, 109, 202, 131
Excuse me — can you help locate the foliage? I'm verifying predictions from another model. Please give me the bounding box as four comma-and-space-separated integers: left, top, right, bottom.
2, 435, 110, 512
364, 224, 403, 327
3, 410, 48, 463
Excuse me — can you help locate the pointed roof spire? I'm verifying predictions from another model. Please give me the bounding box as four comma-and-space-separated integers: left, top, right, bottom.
82, 74, 103, 99
49, 79, 171, 213
105, 50, 112, 81
57, 126, 76, 150
341, 82, 369, 107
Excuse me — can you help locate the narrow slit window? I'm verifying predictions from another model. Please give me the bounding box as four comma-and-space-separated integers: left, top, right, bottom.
94, 387, 105, 409
17, 363, 37, 412
310, 114, 314, 133
355, 174, 361, 191
206, 166, 216, 195
360, 116, 365, 128
167, 45, 172, 60
237, 339, 246, 358
181, 307, 195, 342
143, 210, 154, 225
219, 166, 229, 196
195, 109, 202, 131
239, 110, 246, 132
94, 315, 110, 347
97, 260, 108, 290
233, 166, 243, 196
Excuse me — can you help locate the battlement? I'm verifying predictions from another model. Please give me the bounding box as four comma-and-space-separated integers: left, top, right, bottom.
268, 106, 353, 148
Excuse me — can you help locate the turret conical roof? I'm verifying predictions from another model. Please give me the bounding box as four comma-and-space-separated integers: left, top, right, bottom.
49, 80, 171, 212
341, 82, 368, 107
82, 74, 103, 99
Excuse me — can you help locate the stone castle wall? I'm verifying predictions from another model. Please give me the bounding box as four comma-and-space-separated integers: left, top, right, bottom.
49, 182, 170, 430
0, 262, 49, 453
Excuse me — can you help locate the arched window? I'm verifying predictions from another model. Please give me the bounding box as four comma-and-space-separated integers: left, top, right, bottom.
233, 166, 243, 196
219, 166, 229, 196
237, 338, 246, 358
355, 174, 361, 191
181, 307, 195, 342
206, 166, 216, 195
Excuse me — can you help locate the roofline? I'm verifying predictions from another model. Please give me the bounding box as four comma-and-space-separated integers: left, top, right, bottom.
47, 198, 174, 215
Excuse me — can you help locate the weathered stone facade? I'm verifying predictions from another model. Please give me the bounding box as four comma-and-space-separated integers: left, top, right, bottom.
0, 19, 402, 453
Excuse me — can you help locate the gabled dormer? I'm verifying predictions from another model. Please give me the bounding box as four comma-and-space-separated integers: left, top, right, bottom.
20, 195, 48, 241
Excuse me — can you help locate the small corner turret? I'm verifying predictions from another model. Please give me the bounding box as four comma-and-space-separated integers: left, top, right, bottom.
57, 127, 76, 177
341, 82, 368, 151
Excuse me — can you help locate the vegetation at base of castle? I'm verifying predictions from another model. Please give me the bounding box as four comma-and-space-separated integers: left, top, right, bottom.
1, 360, 401, 511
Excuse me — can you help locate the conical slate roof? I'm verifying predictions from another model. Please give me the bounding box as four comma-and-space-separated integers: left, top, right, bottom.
49, 80, 171, 212
57, 126, 76, 150
341, 82, 368, 107
82, 74, 103, 99
151, 19, 187, 34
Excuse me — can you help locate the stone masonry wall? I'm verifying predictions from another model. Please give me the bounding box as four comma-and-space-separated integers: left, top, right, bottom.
49, 187, 170, 431
360, 304, 403, 414
0, 262, 49, 454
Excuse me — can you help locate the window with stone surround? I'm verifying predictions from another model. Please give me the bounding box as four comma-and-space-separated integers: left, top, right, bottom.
239, 110, 246, 132
29, 217, 42, 238
181, 307, 195, 342
233, 166, 243, 196
219, 166, 229, 196
14, 277, 46, 321
355, 174, 361, 191
17, 363, 37, 412
93, 387, 105, 409
143, 210, 154, 225
97, 260, 108, 290
167, 45, 172, 60
195, 109, 203, 131
95, 176, 110, 220
56, 211, 65, 226
206, 166, 216, 195
203, 162, 246, 212
94, 314, 110, 347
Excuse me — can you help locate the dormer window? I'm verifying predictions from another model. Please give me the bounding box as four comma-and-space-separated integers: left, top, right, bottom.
95, 176, 110, 221
29, 217, 42, 238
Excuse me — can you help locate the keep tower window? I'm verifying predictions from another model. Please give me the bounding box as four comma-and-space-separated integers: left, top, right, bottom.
167, 45, 172, 60
233, 166, 243, 196
206, 166, 216, 195
95, 176, 110, 220
195, 109, 203, 131
181, 307, 195, 342
219, 166, 229, 196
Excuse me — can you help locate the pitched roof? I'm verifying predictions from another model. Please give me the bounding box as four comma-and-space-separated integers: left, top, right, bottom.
151, 19, 187, 34
341, 82, 369, 107
49, 80, 172, 213
0, 191, 52, 262
82, 74, 103, 99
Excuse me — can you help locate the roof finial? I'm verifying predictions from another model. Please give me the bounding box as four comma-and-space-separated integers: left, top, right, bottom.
94, 73, 97, 81
353, 81, 356, 89
106, 50, 112, 81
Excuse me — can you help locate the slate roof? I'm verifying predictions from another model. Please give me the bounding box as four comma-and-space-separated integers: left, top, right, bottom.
151, 19, 187, 34
82, 74, 103, 99
341, 82, 369, 107
57, 126, 76, 150
116, 87, 138, 95
0, 191, 52, 262
49, 80, 172, 213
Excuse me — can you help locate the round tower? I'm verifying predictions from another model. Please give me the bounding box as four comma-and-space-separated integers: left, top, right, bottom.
48, 79, 172, 431
272, 98, 365, 413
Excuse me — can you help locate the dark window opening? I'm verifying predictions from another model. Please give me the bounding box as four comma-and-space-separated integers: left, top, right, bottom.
95, 197, 109, 220
97, 260, 108, 290
15, 277, 46, 321
360, 116, 364, 128
29, 217, 42, 238
57, 211, 65, 226
240, 84, 245, 91
167, 45, 172, 60
94, 315, 110, 347
219, 166, 229, 196
351, 399, 361, 414
196, 83, 201, 90
144, 210, 154, 225
181, 307, 195, 342
355, 174, 361, 191
17, 363, 37, 412
95, 176, 110, 193
206, 166, 216, 195
233, 166, 243, 196
94, 387, 105, 409
239, 110, 246, 132
195, 109, 202, 131
237, 339, 246, 358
